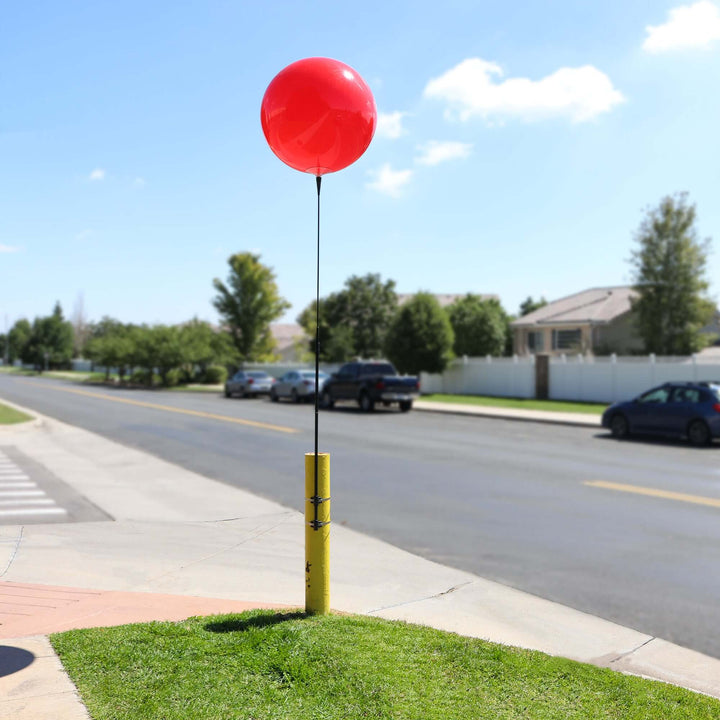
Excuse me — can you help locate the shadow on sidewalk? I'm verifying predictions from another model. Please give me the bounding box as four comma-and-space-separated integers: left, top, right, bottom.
0, 645, 34, 677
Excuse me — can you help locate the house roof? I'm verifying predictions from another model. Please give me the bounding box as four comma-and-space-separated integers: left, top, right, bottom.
270, 323, 306, 352
511, 286, 637, 328
397, 293, 499, 308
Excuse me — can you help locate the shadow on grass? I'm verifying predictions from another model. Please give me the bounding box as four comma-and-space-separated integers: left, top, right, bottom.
204, 611, 307, 634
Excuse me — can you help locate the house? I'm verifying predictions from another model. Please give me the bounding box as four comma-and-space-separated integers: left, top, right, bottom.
270, 323, 308, 362
397, 293, 499, 308
511, 286, 643, 357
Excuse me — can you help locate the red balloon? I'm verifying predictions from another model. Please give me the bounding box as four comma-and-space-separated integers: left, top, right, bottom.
261, 57, 377, 176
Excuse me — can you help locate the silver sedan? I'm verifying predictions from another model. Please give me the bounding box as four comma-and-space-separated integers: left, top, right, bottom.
270, 370, 329, 403
224, 370, 275, 398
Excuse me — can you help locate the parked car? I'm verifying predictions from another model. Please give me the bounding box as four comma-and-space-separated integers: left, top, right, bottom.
271, 369, 329, 403
224, 370, 275, 398
601, 381, 720, 446
320, 360, 420, 412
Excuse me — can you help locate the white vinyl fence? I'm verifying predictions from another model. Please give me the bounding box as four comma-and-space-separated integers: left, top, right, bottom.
549, 354, 720, 403
421, 354, 720, 403
420, 356, 536, 398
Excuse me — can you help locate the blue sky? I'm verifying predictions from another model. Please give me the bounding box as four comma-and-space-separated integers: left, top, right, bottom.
2, 0, 720, 331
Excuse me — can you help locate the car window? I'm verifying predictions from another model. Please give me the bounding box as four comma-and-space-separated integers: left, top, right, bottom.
637, 387, 670, 404
671, 387, 701, 403
361, 363, 395, 376
247, 371, 269, 379
233, 372, 245, 380
301, 371, 318, 378
339, 363, 359, 378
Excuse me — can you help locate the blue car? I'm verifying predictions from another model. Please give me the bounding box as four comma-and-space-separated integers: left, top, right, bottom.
602, 382, 720, 446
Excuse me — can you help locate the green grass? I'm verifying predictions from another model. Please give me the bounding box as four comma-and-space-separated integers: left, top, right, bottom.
166, 384, 224, 393
421, 393, 607, 415
0, 401, 33, 425
51, 610, 719, 720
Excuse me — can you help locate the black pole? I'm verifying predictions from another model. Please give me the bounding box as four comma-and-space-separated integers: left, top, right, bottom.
314, 175, 321, 528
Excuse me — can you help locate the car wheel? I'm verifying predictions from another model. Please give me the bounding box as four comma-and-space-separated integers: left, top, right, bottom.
359, 392, 375, 412
270, 388, 278, 402
687, 419, 710, 447
224, 387, 232, 398
610, 413, 629, 439
399, 400, 412, 412
291, 388, 300, 403
321, 390, 334, 409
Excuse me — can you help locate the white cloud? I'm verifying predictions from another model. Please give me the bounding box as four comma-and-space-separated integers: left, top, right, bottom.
376, 111, 408, 139
89, 168, 105, 181
415, 141, 473, 166
424, 58, 624, 123
643, 1, 720, 52
366, 164, 413, 197
0, 244, 20, 253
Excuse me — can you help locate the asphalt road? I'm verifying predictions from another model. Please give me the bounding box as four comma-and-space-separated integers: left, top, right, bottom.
2, 373, 720, 659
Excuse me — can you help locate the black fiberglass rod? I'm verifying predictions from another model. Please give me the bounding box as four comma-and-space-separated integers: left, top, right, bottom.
313, 175, 322, 527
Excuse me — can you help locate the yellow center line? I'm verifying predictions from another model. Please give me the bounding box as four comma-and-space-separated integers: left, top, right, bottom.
19, 380, 299, 434
585, 480, 720, 509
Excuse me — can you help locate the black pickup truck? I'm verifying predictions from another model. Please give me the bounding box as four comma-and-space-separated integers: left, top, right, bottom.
320, 361, 420, 412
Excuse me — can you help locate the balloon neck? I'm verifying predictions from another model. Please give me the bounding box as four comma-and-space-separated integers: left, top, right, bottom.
316, 175, 322, 195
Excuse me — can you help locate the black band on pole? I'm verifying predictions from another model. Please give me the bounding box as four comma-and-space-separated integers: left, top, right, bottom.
313, 175, 322, 528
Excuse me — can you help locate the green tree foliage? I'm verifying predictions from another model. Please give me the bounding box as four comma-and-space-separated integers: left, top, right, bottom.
384, 292, 454, 375
519, 296, 548, 317
447, 295, 508, 357
179, 319, 236, 379
7, 319, 32, 364
135, 325, 185, 386
212, 253, 290, 363
85, 318, 137, 381
297, 273, 397, 361
630, 193, 715, 355
25, 303, 74, 370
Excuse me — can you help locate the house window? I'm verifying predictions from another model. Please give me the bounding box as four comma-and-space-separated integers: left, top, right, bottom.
527, 331, 544, 352
552, 329, 582, 350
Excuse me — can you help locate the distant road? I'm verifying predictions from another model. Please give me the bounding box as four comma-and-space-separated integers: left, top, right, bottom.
2, 373, 720, 659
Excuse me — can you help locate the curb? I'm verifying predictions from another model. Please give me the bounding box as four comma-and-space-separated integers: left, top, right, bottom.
414, 401, 601, 428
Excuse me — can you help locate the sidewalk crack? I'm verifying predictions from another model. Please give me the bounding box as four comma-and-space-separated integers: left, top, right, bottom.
366, 580, 474, 615
608, 636, 656, 665
0, 526, 24, 578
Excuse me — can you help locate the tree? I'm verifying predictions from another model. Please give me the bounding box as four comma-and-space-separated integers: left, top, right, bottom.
297, 295, 356, 362
7, 319, 32, 364
212, 253, 290, 363
297, 273, 397, 361
446, 295, 507, 357
384, 292, 454, 375
25, 303, 74, 370
179, 319, 236, 379
519, 296, 547, 317
85, 318, 137, 381
630, 193, 715, 355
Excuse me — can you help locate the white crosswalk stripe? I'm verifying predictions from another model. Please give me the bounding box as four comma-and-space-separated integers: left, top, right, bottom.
0, 450, 67, 520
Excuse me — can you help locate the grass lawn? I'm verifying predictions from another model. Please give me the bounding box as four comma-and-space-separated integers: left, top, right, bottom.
0, 401, 32, 425
421, 393, 608, 415
51, 610, 719, 720
167, 384, 224, 393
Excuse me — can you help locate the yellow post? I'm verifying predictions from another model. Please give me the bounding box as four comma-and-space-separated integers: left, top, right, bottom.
305, 452, 330, 614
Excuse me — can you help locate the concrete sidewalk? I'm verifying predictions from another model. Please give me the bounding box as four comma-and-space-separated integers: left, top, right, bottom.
414, 398, 601, 427
0, 400, 718, 719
